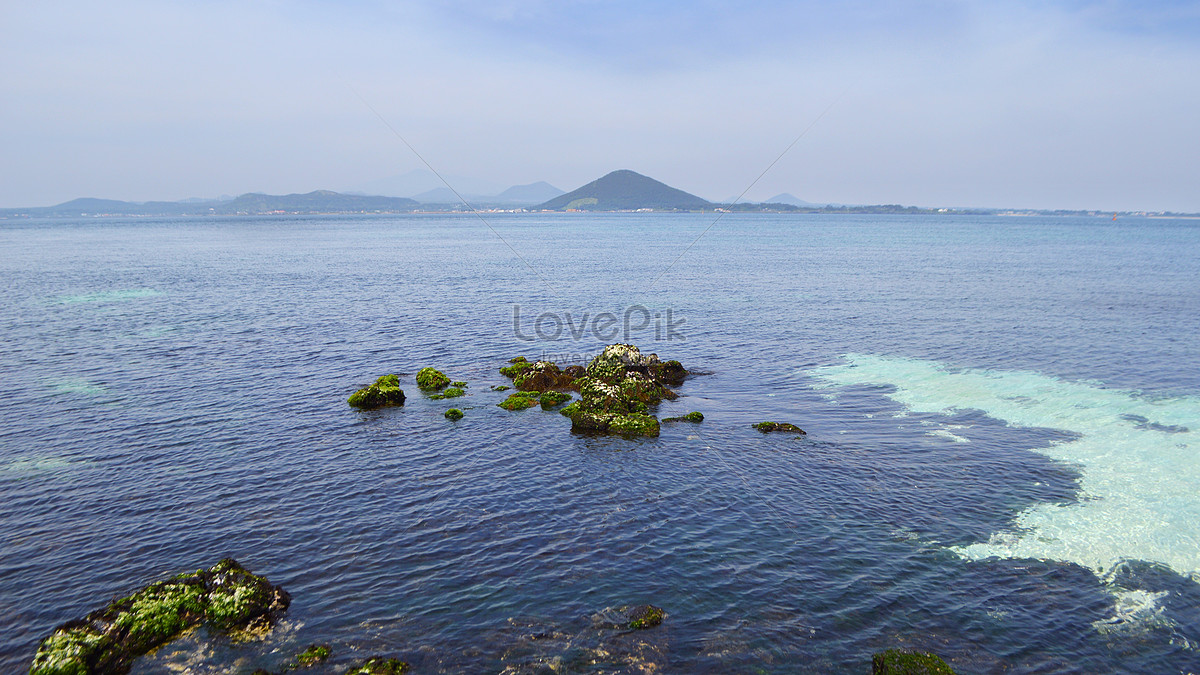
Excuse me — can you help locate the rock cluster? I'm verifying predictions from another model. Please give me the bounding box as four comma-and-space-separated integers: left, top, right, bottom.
557, 344, 687, 438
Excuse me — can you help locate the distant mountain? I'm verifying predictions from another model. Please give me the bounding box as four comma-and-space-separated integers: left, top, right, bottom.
764, 193, 820, 207
3, 191, 418, 217
496, 181, 564, 204
409, 187, 486, 204
353, 169, 506, 199
217, 191, 418, 213
536, 170, 711, 211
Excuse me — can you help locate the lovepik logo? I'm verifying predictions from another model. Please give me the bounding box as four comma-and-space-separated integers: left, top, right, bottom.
512, 305, 685, 342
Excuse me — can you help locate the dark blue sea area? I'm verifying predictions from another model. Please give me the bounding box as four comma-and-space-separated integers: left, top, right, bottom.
2, 213, 1199, 673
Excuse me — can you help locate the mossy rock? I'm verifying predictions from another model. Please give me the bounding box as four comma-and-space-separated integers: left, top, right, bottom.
508, 356, 529, 364
429, 386, 465, 400
752, 421, 806, 434
444, 408, 464, 421
348, 374, 405, 410
499, 361, 534, 378
626, 604, 665, 629
609, 413, 660, 437
342, 656, 411, 674
539, 391, 572, 409
498, 392, 540, 410
30, 559, 289, 675
490, 384, 511, 391
513, 361, 577, 391
662, 411, 703, 423
416, 367, 450, 391
872, 649, 956, 674
451, 381, 467, 387
295, 643, 332, 666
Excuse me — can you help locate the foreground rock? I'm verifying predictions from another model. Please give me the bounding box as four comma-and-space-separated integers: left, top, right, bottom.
872, 649, 956, 674
348, 375, 405, 409
752, 421, 806, 434
30, 559, 289, 675
558, 344, 687, 438
342, 656, 410, 674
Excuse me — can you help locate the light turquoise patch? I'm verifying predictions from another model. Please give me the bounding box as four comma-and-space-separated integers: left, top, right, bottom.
56, 288, 163, 304
0, 455, 89, 479
810, 354, 1200, 582
46, 377, 106, 396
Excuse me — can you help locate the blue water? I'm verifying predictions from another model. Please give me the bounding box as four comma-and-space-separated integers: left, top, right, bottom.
2, 213, 1199, 673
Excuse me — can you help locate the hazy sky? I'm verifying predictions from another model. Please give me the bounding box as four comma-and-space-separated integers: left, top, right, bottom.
3, 1, 1198, 210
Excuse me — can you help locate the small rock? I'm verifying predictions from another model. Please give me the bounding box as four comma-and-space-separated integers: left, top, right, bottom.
872, 649, 956, 674
752, 421, 805, 434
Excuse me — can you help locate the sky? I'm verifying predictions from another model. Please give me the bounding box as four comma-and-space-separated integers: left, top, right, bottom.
2, 0, 1199, 211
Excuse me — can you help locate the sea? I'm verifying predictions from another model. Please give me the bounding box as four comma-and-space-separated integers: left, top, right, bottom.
2, 212, 1199, 674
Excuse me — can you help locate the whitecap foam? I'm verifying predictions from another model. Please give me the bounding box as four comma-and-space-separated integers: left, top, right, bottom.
809, 354, 1200, 581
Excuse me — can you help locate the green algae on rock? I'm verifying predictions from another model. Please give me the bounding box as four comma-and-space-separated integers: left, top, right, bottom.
625, 604, 665, 630
752, 421, 806, 434
347, 374, 405, 410
341, 656, 410, 674
498, 391, 540, 411
444, 408, 464, 420
872, 649, 956, 674
429, 386, 465, 400
415, 367, 450, 391
29, 558, 289, 675
538, 391, 572, 409
662, 411, 704, 423
499, 357, 533, 379
490, 384, 511, 392
450, 381, 467, 387
294, 643, 332, 667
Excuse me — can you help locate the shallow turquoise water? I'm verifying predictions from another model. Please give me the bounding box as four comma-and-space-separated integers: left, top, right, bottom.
2, 213, 1199, 673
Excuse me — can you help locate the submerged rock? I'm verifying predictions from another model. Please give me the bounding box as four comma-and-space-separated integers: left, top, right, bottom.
295, 643, 332, 667
416, 367, 450, 391
625, 604, 665, 630
872, 649, 956, 674
29, 559, 289, 675
662, 411, 704, 423
342, 656, 410, 674
348, 375, 405, 410
444, 408, 464, 420
490, 384, 511, 392
752, 421, 806, 434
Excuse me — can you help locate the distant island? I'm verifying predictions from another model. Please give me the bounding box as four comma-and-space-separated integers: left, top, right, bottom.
0, 191, 420, 218
535, 169, 711, 211
1, 173, 1194, 219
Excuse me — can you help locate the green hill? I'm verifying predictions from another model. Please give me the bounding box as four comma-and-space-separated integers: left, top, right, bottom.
535, 170, 711, 211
